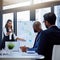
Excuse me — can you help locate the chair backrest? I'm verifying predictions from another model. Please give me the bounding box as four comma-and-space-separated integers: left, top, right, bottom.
52, 45, 60, 60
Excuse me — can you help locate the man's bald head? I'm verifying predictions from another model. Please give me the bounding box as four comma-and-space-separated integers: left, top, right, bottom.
33, 21, 42, 33
33, 21, 41, 27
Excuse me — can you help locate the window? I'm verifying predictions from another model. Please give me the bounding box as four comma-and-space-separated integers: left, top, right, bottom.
17, 10, 30, 21
33, 0, 53, 4
54, 5, 60, 28
3, 13, 14, 28
36, 7, 51, 30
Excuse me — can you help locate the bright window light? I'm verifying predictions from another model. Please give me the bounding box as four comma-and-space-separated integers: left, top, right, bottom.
34, 0, 53, 4
3, 1, 31, 10
3, 13, 14, 28
17, 10, 30, 21
36, 7, 51, 30
54, 5, 60, 28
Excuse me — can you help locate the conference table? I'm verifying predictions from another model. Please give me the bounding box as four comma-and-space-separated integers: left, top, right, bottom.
0, 49, 45, 60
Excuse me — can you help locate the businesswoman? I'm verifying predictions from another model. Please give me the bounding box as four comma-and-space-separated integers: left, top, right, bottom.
2, 19, 25, 49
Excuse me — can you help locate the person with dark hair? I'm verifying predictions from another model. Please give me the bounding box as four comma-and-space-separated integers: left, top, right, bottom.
2, 19, 25, 49
36, 12, 60, 60
43, 12, 56, 28
20, 21, 43, 52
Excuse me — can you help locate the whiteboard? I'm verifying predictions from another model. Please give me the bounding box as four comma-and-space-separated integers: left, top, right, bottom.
17, 21, 36, 48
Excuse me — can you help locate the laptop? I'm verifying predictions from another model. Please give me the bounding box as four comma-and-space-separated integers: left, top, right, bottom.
5, 41, 20, 52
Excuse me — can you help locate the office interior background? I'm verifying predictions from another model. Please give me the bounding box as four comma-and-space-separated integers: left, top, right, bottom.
1, 0, 60, 47
0, 0, 60, 60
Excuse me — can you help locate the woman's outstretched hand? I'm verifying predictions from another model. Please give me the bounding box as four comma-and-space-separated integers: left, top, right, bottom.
16, 38, 26, 41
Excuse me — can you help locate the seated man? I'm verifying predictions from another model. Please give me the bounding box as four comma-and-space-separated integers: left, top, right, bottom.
20, 21, 43, 52
36, 12, 60, 60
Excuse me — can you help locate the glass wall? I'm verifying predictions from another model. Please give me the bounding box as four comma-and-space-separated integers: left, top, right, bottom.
54, 5, 60, 28
17, 10, 30, 21
36, 7, 51, 30
3, 13, 14, 28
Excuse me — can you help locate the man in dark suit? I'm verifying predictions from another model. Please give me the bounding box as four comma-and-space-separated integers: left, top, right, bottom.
20, 21, 43, 52
36, 12, 60, 60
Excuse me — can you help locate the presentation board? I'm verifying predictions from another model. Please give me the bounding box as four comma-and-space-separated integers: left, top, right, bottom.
17, 21, 36, 48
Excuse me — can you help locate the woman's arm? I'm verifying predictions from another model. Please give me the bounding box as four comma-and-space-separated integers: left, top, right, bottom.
16, 37, 25, 41
14, 34, 25, 41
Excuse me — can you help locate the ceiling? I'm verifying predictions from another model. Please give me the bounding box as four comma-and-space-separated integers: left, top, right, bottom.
3, 0, 60, 6
3, 0, 30, 6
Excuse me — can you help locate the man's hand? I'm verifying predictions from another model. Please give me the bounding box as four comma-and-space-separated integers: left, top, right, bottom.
20, 46, 28, 52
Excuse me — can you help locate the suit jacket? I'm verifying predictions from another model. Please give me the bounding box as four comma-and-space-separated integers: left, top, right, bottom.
36, 26, 60, 60
28, 31, 42, 51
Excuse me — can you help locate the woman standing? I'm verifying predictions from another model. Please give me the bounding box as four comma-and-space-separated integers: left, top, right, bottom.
2, 19, 25, 49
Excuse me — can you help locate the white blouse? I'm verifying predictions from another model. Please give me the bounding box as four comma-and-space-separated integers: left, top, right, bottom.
3, 28, 17, 40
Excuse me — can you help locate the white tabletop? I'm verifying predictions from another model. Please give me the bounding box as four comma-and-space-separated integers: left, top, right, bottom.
0, 50, 44, 59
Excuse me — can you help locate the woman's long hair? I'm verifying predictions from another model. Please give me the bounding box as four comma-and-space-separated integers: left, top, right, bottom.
5, 19, 12, 30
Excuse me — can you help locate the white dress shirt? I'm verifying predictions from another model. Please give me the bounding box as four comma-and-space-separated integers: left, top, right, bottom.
3, 27, 17, 40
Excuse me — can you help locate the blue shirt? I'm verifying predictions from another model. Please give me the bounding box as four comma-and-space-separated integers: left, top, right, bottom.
28, 31, 42, 51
